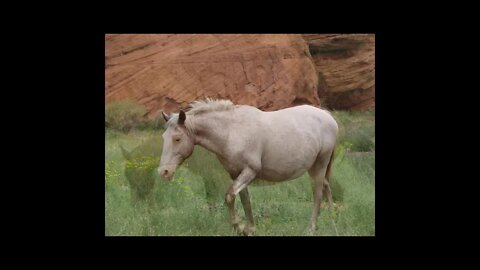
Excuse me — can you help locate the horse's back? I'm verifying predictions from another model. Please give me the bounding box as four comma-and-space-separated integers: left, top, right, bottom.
263, 105, 337, 139
256, 105, 338, 181
224, 104, 337, 182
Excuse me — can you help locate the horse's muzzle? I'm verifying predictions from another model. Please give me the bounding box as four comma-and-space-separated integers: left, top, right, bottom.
158, 165, 177, 181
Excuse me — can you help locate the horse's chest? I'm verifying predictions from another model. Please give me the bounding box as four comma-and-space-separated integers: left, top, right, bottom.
216, 154, 243, 180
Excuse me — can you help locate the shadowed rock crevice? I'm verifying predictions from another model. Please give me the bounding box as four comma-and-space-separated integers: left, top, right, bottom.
303, 34, 375, 111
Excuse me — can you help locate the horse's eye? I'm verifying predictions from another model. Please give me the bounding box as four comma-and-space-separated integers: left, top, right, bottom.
175, 138, 181, 142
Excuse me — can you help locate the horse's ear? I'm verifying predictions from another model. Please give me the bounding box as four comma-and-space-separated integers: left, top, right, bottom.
162, 112, 170, 122
178, 110, 186, 125
120, 145, 131, 160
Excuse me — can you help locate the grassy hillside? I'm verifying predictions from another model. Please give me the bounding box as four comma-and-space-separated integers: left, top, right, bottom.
105, 109, 375, 236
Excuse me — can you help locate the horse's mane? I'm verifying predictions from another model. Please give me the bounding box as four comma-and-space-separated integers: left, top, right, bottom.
165, 98, 235, 133
187, 98, 235, 115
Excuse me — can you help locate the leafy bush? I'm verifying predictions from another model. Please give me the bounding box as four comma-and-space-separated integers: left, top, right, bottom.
333, 109, 375, 152
105, 100, 148, 131
105, 100, 165, 132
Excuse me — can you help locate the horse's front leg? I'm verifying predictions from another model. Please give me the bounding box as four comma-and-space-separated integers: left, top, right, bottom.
225, 192, 241, 233
225, 167, 256, 235
239, 187, 256, 236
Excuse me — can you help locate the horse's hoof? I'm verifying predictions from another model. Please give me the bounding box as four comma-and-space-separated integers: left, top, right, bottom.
243, 229, 256, 236
306, 226, 317, 236
233, 223, 245, 235
238, 225, 255, 236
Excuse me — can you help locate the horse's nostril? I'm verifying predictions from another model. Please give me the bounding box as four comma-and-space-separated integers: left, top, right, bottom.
164, 169, 168, 175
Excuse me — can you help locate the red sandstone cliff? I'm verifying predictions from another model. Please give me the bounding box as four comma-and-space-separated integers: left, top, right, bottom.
105, 34, 320, 118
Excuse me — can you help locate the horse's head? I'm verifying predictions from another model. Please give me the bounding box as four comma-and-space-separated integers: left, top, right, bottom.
158, 110, 194, 181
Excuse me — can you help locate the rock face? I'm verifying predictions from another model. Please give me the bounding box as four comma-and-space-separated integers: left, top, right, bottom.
303, 34, 375, 110
105, 34, 320, 117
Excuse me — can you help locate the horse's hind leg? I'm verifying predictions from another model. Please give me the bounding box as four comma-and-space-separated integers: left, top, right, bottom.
309, 179, 332, 206
307, 154, 331, 233
307, 172, 326, 233
323, 181, 334, 208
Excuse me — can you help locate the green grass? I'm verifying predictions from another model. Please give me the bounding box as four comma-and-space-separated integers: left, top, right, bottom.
105, 109, 375, 236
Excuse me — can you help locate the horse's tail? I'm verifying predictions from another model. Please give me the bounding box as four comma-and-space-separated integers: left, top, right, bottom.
323, 147, 336, 205
325, 147, 335, 183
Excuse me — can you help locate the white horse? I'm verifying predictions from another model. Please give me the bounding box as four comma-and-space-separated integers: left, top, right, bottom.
159, 99, 338, 235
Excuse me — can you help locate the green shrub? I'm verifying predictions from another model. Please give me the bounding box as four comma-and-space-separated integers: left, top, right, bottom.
105, 100, 148, 132
105, 100, 167, 132
346, 122, 374, 151
333, 109, 375, 152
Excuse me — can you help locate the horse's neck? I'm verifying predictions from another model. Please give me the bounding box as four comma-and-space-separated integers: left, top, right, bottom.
190, 113, 230, 158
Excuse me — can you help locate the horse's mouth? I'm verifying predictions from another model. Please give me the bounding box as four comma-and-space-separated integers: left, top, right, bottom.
162, 172, 175, 182
158, 164, 177, 182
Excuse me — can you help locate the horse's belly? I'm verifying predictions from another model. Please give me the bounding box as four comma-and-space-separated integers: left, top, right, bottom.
257, 169, 306, 182
258, 158, 313, 182
257, 167, 307, 182
257, 143, 319, 182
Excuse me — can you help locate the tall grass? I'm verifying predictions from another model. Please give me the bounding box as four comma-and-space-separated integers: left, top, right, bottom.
105, 108, 375, 236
